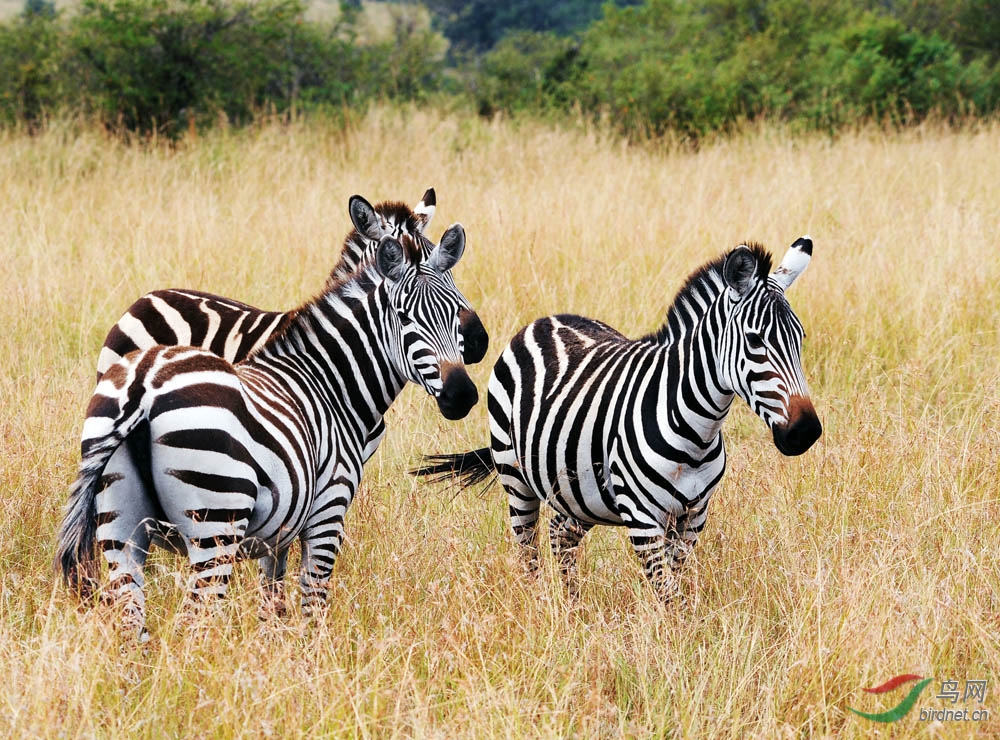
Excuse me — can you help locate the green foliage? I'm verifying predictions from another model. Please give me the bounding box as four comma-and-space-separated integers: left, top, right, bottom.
0, 0, 448, 137
425, 0, 642, 54
23, 0, 56, 17
473, 0, 1000, 139
0, 7, 64, 127
67, 0, 310, 135
474, 31, 578, 116
807, 15, 966, 126
0, 0, 998, 139
876, 0, 1000, 63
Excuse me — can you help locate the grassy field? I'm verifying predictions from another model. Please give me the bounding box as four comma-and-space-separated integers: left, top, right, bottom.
1, 109, 998, 738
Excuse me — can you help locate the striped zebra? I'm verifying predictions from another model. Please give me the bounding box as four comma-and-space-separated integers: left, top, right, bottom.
413, 237, 821, 601
56, 222, 479, 638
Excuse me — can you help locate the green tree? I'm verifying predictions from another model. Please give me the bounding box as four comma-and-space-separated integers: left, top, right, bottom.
0, 6, 63, 127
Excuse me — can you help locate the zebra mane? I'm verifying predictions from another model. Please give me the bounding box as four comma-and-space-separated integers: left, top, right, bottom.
331, 200, 429, 283
645, 242, 774, 344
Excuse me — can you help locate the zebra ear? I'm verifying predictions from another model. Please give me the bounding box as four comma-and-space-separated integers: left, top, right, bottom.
723, 245, 758, 298
349, 195, 384, 240
770, 235, 812, 292
375, 235, 409, 282
428, 223, 466, 272
413, 187, 436, 233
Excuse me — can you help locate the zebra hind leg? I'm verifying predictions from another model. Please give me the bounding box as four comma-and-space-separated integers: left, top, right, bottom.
94, 448, 158, 641
177, 512, 251, 629
548, 512, 592, 597
494, 446, 542, 576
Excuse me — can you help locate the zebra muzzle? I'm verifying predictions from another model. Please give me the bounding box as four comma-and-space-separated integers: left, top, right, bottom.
771, 394, 822, 456
436, 364, 478, 420
459, 309, 489, 365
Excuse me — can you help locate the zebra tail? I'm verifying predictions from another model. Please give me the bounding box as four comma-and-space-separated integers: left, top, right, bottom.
54, 409, 143, 599
410, 447, 495, 489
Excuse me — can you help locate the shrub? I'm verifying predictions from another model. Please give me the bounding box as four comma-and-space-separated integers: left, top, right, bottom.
0, 8, 64, 128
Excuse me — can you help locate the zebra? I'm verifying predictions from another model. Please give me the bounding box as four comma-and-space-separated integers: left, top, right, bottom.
413, 237, 822, 601
95, 187, 489, 380
56, 221, 479, 638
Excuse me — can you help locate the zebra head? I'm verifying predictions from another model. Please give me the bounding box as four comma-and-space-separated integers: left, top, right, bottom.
373, 226, 479, 421
720, 236, 822, 456
348, 192, 489, 365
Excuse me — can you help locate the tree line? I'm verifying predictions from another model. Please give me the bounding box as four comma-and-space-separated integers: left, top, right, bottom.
2, 0, 998, 139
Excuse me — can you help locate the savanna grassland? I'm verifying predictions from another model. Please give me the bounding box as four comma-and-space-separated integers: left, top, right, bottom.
1, 109, 998, 738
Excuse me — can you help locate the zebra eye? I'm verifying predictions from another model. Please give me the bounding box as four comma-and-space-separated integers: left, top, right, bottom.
746, 332, 765, 351
397, 310, 413, 326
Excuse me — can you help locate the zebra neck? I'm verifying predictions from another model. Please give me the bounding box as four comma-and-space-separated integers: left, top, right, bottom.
654, 290, 736, 453
250, 285, 407, 431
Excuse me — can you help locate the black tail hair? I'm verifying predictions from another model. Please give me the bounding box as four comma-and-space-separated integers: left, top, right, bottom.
410, 447, 495, 489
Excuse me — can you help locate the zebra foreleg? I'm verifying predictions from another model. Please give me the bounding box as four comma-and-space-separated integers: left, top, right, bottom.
297, 483, 354, 618
548, 512, 592, 597
258, 549, 290, 619
298, 534, 342, 618
665, 509, 701, 571
628, 529, 682, 603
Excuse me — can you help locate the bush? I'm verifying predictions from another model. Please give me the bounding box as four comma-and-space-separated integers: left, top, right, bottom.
0, 8, 64, 128
67, 0, 320, 136
808, 15, 968, 126
0, 0, 449, 137
475, 31, 578, 116
472, 0, 1000, 139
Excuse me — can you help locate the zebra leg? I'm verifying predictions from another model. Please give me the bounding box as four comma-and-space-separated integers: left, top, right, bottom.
665, 510, 701, 571
183, 516, 249, 609
493, 442, 541, 574
505, 488, 541, 575
628, 528, 682, 603
258, 549, 290, 619
298, 534, 342, 618
94, 446, 159, 640
298, 481, 355, 617
548, 512, 592, 597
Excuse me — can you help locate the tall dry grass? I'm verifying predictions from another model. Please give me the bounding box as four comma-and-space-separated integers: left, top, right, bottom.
0, 109, 998, 738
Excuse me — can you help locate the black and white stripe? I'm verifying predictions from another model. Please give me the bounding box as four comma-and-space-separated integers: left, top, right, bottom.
413, 238, 821, 601
57, 222, 479, 638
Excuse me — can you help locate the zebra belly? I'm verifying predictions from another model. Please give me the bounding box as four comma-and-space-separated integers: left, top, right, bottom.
543, 464, 624, 526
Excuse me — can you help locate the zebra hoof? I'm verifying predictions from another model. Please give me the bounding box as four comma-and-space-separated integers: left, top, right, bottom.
258, 598, 288, 621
